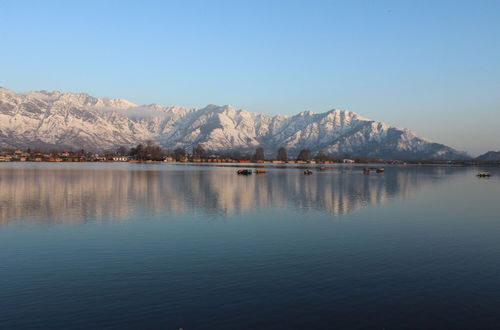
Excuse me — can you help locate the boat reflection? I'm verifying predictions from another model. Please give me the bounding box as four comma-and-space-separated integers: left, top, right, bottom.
0, 164, 454, 224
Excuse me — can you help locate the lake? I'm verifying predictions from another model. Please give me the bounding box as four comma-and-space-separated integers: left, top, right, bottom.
1, 163, 499, 329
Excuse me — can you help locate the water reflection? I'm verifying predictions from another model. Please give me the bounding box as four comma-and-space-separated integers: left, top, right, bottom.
0, 164, 454, 224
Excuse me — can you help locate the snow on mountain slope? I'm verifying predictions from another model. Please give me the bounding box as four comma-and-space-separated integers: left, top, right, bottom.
0, 87, 467, 159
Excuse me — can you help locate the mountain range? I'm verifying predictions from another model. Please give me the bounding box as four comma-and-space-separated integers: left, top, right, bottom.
0, 87, 468, 159
476, 151, 500, 162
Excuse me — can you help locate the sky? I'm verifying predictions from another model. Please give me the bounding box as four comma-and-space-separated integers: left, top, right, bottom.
1, 0, 499, 155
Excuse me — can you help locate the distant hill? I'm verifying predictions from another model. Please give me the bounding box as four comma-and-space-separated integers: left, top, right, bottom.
0, 87, 468, 159
476, 150, 500, 161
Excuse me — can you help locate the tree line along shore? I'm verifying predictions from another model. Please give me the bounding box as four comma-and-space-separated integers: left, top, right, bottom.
0, 142, 496, 165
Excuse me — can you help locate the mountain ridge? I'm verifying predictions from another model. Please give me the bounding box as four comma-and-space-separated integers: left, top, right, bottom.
476, 150, 500, 161
0, 87, 468, 159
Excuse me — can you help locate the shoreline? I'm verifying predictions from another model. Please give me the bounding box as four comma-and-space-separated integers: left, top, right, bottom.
0, 160, 498, 168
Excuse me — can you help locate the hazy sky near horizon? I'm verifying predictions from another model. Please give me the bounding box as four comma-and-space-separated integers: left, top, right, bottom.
1, 0, 499, 155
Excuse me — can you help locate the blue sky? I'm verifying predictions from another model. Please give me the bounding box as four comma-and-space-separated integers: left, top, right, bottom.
1, 0, 499, 155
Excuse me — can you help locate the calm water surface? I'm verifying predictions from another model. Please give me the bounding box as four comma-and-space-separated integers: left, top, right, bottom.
1, 163, 499, 329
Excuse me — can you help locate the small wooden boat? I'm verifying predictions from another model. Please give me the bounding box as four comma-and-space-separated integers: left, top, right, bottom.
237, 169, 252, 175
255, 169, 267, 174
363, 168, 370, 175
477, 171, 491, 177
304, 169, 313, 175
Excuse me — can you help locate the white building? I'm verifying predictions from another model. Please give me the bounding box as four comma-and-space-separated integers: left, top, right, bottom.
112, 156, 129, 162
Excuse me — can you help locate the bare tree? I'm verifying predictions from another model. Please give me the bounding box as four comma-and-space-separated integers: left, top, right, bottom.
253, 147, 265, 161
297, 149, 311, 161
277, 147, 287, 161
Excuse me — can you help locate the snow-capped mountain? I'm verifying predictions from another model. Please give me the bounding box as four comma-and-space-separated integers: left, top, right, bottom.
0, 87, 467, 159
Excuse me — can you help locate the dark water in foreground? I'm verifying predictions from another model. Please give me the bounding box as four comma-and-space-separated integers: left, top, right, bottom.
1, 163, 499, 329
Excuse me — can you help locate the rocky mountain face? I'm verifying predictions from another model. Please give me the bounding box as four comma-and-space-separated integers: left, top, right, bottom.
0, 87, 467, 159
476, 151, 500, 161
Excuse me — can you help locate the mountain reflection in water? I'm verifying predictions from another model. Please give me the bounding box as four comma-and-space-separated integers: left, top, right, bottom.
0, 164, 453, 224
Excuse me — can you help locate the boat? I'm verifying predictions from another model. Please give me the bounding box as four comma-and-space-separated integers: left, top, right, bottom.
304, 169, 313, 175
363, 168, 370, 175
237, 169, 252, 175
255, 169, 267, 174
376, 168, 385, 173
477, 171, 491, 177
